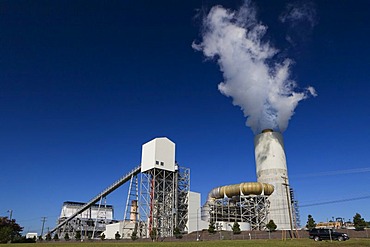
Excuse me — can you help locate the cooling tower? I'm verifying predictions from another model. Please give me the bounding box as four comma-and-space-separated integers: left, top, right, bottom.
254, 129, 292, 230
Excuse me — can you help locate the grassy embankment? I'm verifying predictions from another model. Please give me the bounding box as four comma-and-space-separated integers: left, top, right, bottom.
8, 238, 370, 247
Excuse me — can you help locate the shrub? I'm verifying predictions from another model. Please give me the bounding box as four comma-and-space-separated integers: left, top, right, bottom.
232, 221, 241, 234
208, 221, 216, 234
173, 227, 183, 239
53, 233, 59, 241
266, 220, 277, 232
115, 231, 121, 240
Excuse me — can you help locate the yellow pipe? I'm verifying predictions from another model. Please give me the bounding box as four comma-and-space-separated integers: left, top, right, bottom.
208, 182, 274, 200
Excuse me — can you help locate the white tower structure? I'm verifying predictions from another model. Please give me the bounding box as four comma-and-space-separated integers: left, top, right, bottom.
254, 129, 293, 230
139, 137, 190, 238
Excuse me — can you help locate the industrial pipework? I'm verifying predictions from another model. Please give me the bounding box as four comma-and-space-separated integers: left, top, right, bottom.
201, 182, 274, 228
207, 182, 274, 200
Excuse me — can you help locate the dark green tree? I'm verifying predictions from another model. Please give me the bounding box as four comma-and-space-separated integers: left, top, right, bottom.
75, 231, 81, 241
149, 228, 157, 241
11, 236, 36, 243
306, 215, 316, 230
114, 231, 121, 240
100, 233, 105, 241
173, 227, 182, 239
45, 232, 52, 241
53, 233, 59, 241
208, 221, 216, 234
266, 220, 277, 232
0, 217, 23, 243
38, 235, 43, 241
131, 231, 138, 241
353, 213, 366, 231
131, 223, 138, 241
232, 221, 241, 234
64, 232, 70, 241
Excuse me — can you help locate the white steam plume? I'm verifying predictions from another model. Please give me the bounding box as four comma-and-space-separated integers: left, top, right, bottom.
279, 1, 318, 47
193, 1, 316, 134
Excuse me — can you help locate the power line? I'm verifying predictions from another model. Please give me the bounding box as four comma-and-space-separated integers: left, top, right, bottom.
291, 167, 370, 179
300, 195, 370, 208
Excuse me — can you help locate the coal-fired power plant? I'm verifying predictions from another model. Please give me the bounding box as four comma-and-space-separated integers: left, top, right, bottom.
254, 129, 293, 230
51, 135, 299, 240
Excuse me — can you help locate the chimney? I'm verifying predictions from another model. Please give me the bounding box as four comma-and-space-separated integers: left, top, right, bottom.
254, 129, 292, 230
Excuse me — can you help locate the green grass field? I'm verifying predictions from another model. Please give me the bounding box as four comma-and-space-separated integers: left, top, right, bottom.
7, 239, 370, 247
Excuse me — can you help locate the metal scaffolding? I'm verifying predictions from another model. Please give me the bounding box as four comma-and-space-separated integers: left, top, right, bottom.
139, 165, 189, 238
176, 166, 190, 232
290, 188, 301, 229
209, 195, 270, 230
122, 174, 139, 238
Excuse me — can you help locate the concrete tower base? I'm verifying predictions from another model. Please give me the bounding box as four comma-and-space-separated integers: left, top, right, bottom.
254, 129, 293, 230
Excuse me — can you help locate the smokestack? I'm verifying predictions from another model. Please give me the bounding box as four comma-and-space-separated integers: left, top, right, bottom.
130, 200, 138, 223
254, 129, 292, 230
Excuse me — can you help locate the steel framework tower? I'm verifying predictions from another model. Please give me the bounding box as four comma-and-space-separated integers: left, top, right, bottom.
139, 137, 189, 238
176, 166, 190, 232
209, 195, 270, 230
139, 165, 189, 238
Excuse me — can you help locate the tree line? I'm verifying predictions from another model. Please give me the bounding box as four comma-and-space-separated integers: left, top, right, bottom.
306, 213, 369, 231
1, 213, 369, 243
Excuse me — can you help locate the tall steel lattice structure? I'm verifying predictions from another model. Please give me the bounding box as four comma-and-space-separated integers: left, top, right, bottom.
139, 137, 189, 238
209, 195, 270, 230
176, 166, 190, 232
139, 165, 189, 238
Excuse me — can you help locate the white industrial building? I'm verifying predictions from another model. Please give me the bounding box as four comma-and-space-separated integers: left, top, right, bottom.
55, 201, 115, 238
59, 201, 114, 220
25, 233, 38, 239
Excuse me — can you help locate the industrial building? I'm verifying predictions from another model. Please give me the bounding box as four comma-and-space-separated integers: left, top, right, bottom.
55, 201, 115, 238
51, 133, 298, 239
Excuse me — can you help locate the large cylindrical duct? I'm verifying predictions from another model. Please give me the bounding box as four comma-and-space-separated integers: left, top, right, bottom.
207, 182, 274, 200
254, 129, 292, 230
201, 182, 274, 221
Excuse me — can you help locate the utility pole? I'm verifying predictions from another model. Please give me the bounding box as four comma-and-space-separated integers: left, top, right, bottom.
41, 217, 47, 237
281, 176, 294, 239
196, 208, 199, 241
7, 210, 13, 220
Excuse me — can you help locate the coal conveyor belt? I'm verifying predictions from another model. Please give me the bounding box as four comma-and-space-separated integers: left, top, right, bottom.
49, 165, 141, 234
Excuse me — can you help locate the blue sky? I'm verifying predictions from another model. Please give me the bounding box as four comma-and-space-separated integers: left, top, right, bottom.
1, 0, 369, 233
